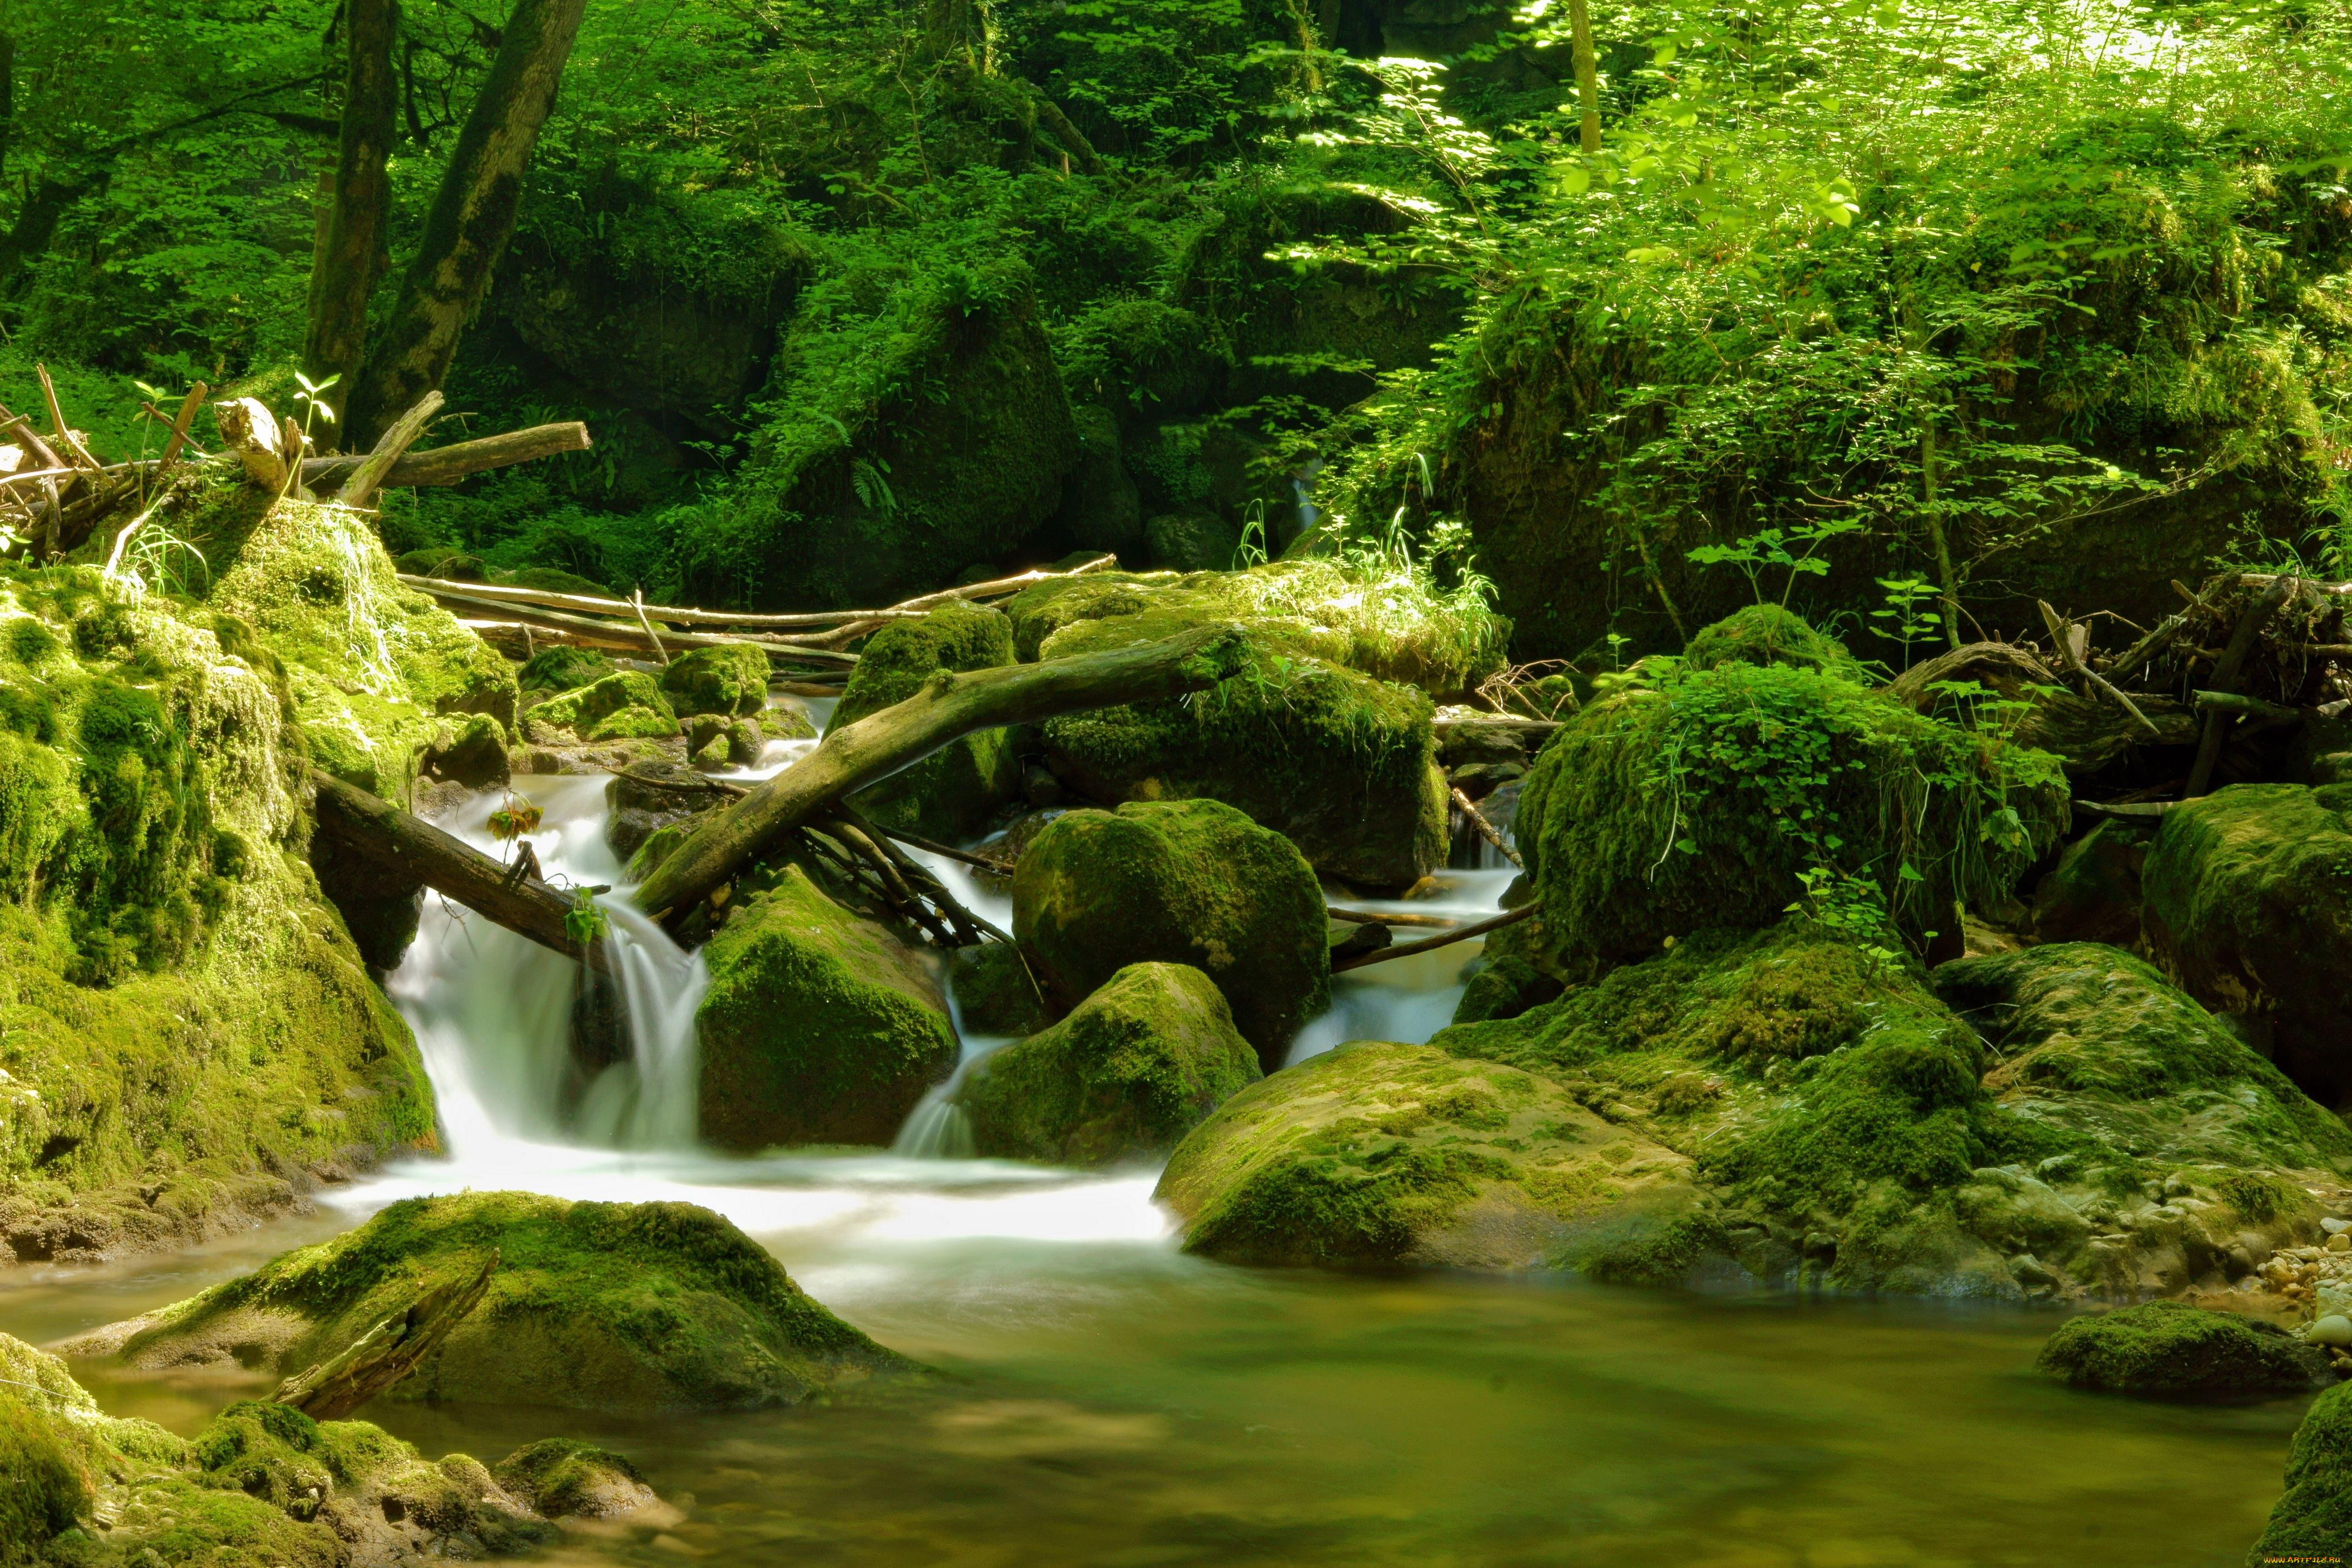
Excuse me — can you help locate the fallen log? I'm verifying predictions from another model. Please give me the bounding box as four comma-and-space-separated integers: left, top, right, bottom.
417, 586, 859, 664
309, 766, 607, 970
405, 574, 928, 631
304, 419, 591, 492
273, 1250, 497, 1420
2187, 575, 2297, 797
1327, 905, 1458, 930
1331, 901, 1538, 974
632, 623, 1253, 923
339, 389, 444, 510
1451, 784, 1523, 868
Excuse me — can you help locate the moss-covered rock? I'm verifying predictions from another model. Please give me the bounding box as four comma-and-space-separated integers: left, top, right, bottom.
2030, 819, 2148, 946
490, 1438, 659, 1519
0, 567, 435, 1263
950, 941, 1060, 1038
826, 601, 1019, 840
1013, 800, 1329, 1071
1156, 1040, 1703, 1268
959, 962, 1259, 1165
1038, 624, 1447, 890
697, 864, 957, 1147
76, 1192, 910, 1413
2141, 783, 2352, 1108
2035, 1301, 2331, 1398
1682, 603, 1869, 679
2250, 1379, 2352, 1561
519, 645, 613, 693
524, 670, 679, 744
659, 644, 770, 718
1511, 626, 2068, 973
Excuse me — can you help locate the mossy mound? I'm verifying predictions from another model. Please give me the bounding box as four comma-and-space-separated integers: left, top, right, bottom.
696, 864, 957, 1148
1682, 603, 1868, 680
959, 962, 1260, 1166
519, 645, 613, 693
0, 568, 434, 1262
950, 942, 1059, 1038
1156, 1041, 1703, 1269
1013, 800, 1329, 1072
1512, 627, 2068, 971
658, 644, 770, 718
1038, 623, 1447, 890
2250, 1380, 2352, 1561
202, 494, 517, 800
2034, 1302, 2330, 1398
524, 670, 679, 744
826, 601, 1019, 841
2141, 783, 2352, 1109
81, 1192, 910, 1413
1426, 924, 2347, 1296
491, 1438, 659, 1520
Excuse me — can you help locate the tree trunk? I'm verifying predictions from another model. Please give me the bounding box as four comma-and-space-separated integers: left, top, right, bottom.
1569, 0, 1601, 154
309, 766, 608, 970
343, 0, 590, 446
305, 417, 590, 491
631, 623, 1252, 922
305, 0, 399, 446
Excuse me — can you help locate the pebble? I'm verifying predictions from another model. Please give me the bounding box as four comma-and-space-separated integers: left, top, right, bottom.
2331, 1232, 2352, 1253
2325, 1216, 2352, 1236
2310, 1315, 2352, 1348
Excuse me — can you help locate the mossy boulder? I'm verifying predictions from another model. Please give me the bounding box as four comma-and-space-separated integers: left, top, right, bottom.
950, 941, 1060, 1038
1682, 603, 1869, 679
697, 864, 958, 1148
524, 670, 679, 744
519, 645, 613, 693
2030, 819, 2148, 946
2250, 1379, 2352, 1561
1013, 800, 1329, 1071
2140, 783, 2352, 1108
959, 962, 1261, 1165
1156, 1041, 1703, 1269
491, 1438, 659, 1519
659, 644, 770, 718
0, 569, 434, 1263
825, 601, 1019, 840
75, 1192, 910, 1413
2035, 1302, 2330, 1398
1039, 628, 1447, 890
1511, 625, 2068, 973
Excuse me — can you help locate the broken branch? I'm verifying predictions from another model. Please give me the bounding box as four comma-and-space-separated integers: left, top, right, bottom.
1331, 901, 1538, 974
273, 1250, 497, 1420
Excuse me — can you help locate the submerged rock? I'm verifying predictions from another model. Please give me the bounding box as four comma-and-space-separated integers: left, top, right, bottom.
1013, 800, 1329, 1071
69, 1192, 910, 1414
659, 643, 771, 718
1157, 1041, 1703, 1269
959, 962, 1260, 1165
2249, 1379, 2352, 1560
697, 863, 958, 1148
2035, 1301, 2330, 1398
826, 601, 1021, 840
2140, 783, 2352, 1108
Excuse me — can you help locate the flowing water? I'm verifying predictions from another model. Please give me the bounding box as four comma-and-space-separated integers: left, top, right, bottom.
0, 753, 2310, 1566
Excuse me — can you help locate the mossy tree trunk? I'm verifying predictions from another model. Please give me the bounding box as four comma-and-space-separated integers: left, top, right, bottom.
1569, 0, 1601, 153
344, 0, 588, 446
303, 0, 397, 447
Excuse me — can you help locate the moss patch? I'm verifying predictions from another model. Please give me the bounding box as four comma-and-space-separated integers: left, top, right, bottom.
2251, 1380, 2352, 1559
2034, 1301, 2330, 1399
826, 601, 1019, 840
526, 670, 679, 744
491, 1438, 656, 1519
659, 644, 770, 718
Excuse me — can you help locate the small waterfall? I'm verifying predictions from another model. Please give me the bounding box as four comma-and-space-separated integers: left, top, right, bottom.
573, 898, 710, 1148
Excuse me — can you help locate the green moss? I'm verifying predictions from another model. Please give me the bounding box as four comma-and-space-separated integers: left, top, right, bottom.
659, 644, 770, 718
189, 1400, 407, 1511
1513, 643, 2068, 969
1038, 627, 1448, 891
696, 864, 958, 1148
0, 1392, 87, 1567
490, 1438, 652, 1519
826, 601, 1018, 840
528, 670, 679, 743
113, 1192, 910, 1414
1682, 604, 1867, 680
2035, 1302, 2329, 1398
959, 962, 1261, 1165
2250, 1380, 2352, 1559
950, 941, 1060, 1038
520, 646, 614, 693
1012, 800, 1329, 1071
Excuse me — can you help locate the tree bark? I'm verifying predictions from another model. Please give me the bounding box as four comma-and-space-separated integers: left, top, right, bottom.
1569, 0, 1602, 153
273, 1250, 497, 1420
310, 766, 608, 970
632, 623, 1252, 922
305, 0, 400, 444
306, 417, 590, 491
343, 0, 590, 446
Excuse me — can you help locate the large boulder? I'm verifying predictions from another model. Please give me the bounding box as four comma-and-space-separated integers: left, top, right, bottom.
2250, 1380, 2352, 1561
1155, 1041, 1703, 1269
697, 864, 958, 1147
1509, 617, 2069, 975
523, 670, 679, 744
1013, 800, 1329, 1071
2035, 1301, 2331, 1398
958, 962, 1260, 1165
825, 601, 1020, 840
1038, 624, 1446, 890
2140, 783, 2352, 1107
658, 644, 770, 718
68, 1192, 908, 1413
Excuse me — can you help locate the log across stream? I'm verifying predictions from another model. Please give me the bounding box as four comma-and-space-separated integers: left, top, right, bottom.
0, 758, 2307, 1564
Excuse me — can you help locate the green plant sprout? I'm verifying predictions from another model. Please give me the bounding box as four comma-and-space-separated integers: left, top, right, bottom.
1869, 576, 1945, 667
1687, 517, 1868, 606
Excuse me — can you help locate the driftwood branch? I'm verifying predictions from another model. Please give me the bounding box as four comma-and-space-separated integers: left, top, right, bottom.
157, 381, 210, 470
410, 584, 859, 664
273, 1250, 497, 1420
304, 419, 590, 492
1331, 901, 1538, 974
633, 623, 1252, 922
406, 574, 927, 630
2038, 600, 2159, 738
1451, 784, 1524, 868
34, 365, 99, 471
1328, 904, 1458, 930
340, 389, 445, 510
309, 767, 607, 971
2186, 576, 2296, 797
